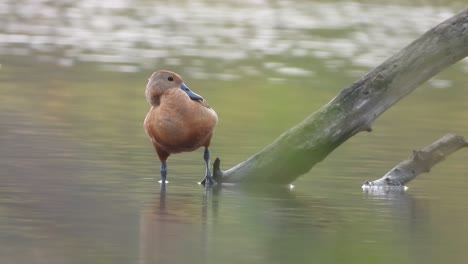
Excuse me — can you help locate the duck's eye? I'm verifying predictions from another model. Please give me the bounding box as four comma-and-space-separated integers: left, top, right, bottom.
168, 76, 174, 81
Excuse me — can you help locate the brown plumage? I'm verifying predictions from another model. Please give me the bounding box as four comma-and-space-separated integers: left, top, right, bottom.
144, 70, 218, 185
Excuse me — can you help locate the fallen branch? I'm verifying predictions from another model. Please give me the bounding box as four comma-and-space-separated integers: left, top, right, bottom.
214, 8, 468, 184
362, 134, 467, 189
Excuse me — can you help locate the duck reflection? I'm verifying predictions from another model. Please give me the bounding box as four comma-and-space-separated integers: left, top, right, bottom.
140, 182, 436, 264
139, 183, 222, 264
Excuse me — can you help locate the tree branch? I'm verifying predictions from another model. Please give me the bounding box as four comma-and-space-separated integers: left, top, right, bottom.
362, 134, 467, 189
214, 8, 468, 184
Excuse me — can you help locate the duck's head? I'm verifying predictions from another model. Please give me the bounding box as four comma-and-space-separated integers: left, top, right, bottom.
145, 70, 204, 106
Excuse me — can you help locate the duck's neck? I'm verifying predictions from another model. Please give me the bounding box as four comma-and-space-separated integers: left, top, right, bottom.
146, 94, 160, 106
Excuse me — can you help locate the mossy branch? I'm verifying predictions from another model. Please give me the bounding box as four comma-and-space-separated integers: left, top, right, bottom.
214, 8, 468, 184
363, 134, 468, 189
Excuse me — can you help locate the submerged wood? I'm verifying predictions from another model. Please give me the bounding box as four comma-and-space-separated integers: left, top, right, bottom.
213, 8, 468, 184
363, 134, 467, 189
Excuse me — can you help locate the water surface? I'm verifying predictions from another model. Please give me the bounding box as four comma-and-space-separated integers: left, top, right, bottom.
1, 1, 468, 263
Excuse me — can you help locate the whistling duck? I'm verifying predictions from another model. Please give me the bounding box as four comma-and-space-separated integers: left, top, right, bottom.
144, 70, 218, 185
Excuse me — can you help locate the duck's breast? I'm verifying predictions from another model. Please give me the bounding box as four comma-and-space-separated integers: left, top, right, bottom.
144, 89, 217, 153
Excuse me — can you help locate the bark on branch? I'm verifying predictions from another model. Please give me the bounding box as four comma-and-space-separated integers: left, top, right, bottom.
213, 8, 468, 184
362, 134, 468, 189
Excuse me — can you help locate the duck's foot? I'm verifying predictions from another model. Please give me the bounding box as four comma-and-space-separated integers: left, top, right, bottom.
200, 175, 217, 186
200, 148, 217, 186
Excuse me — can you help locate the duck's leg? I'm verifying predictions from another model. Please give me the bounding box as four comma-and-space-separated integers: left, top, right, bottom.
154, 144, 170, 184
160, 161, 167, 184
201, 147, 216, 185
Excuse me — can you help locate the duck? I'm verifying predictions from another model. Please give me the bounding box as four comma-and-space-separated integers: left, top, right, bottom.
144, 70, 218, 185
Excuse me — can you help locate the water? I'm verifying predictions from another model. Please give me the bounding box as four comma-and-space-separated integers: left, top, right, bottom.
1, 1, 468, 263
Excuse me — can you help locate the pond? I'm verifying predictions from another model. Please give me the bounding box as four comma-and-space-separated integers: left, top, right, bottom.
1, 1, 468, 263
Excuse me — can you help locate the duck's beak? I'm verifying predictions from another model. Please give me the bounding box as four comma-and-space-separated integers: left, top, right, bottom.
181, 83, 204, 101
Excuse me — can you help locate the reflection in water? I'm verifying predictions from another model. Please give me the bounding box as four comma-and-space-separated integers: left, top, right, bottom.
140, 184, 436, 263
139, 184, 341, 264
140, 183, 203, 264
140, 182, 223, 264
363, 189, 436, 264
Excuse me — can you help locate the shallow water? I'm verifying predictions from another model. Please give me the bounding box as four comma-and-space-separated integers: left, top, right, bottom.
1, 1, 468, 263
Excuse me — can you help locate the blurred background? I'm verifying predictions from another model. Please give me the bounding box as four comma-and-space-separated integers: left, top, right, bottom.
1, 0, 468, 263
